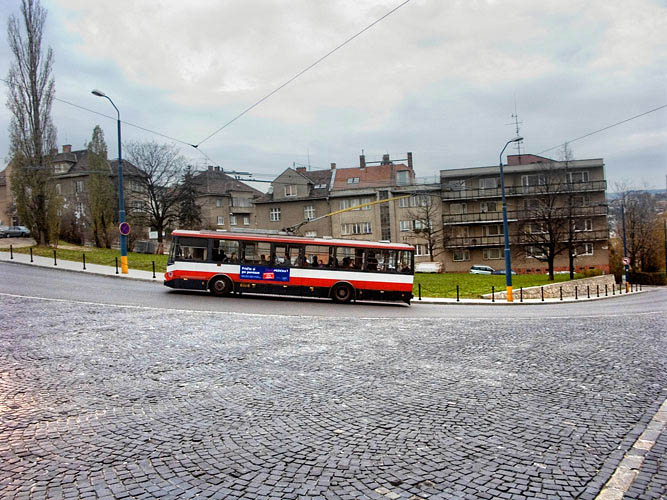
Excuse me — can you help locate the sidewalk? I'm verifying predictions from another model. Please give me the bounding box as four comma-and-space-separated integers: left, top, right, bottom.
0, 249, 647, 304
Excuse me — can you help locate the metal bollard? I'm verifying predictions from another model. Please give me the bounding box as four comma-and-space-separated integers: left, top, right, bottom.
10, 244, 13, 259
418, 283, 422, 301
53, 249, 57, 266
115, 257, 119, 274
560, 286, 563, 301
456, 285, 459, 302
596, 285, 599, 297
640, 283, 642, 291
492, 286, 495, 302
605, 284, 608, 296
83, 253, 86, 270
541, 286, 544, 302
612, 283, 615, 295
30, 247, 33, 262
152, 261, 156, 279
575, 286, 578, 300
520, 287, 523, 303
587, 285, 590, 299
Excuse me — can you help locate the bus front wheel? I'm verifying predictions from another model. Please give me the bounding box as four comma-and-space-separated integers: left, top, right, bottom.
331, 283, 354, 304
210, 276, 233, 297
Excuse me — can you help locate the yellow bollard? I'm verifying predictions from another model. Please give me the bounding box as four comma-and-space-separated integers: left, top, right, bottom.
121, 255, 129, 274
506, 285, 513, 303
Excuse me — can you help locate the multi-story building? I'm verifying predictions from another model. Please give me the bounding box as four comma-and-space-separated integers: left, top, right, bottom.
192, 166, 262, 231
254, 153, 441, 263
440, 154, 609, 273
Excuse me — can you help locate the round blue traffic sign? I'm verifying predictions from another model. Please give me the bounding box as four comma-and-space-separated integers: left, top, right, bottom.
119, 222, 131, 236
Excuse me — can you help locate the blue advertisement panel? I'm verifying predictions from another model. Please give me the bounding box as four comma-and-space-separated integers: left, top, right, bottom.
240, 266, 290, 282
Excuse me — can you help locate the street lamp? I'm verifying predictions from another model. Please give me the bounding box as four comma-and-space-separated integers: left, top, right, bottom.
92, 89, 128, 274
499, 136, 523, 302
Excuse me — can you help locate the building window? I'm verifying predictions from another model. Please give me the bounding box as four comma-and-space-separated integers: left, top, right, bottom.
53, 163, 67, 174
243, 216, 250, 226
571, 195, 590, 207
479, 177, 498, 189
284, 185, 297, 197
576, 243, 594, 256
55, 183, 61, 195
485, 225, 503, 236
396, 170, 410, 185
453, 249, 470, 261
450, 203, 467, 215
527, 222, 547, 234
574, 219, 593, 232
445, 179, 466, 191
230, 215, 237, 226
270, 208, 281, 222
216, 199, 223, 207
314, 183, 327, 189
400, 220, 411, 232
232, 197, 251, 207
524, 198, 541, 210
347, 177, 360, 184
521, 174, 545, 187
75, 202, 84, 217
483, 247, 503, 260
304, 206, 315, 220
342, 222, 371, 235
480, 201, 499, 213
75, 180, 85, 193
414, 244, 430, 256
526, 246, 546, 258
217, 216, 224, 226
568, 171, 589, 183
130, 200, 145, 212
398, 197, 409, 208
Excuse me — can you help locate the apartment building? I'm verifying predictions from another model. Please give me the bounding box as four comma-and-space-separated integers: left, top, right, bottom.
254, 153, 441, 263
440, 154, 609, 273
192, 166, 262, 231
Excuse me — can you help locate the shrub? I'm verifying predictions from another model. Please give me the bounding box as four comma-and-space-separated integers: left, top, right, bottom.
628, 271, 667, 286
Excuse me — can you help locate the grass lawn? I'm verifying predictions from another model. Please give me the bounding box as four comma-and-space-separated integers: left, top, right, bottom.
2, 242, 168, 273
413, 272, 579, 298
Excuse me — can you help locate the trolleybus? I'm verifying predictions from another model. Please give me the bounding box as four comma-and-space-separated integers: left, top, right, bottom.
164, 230, 414, 304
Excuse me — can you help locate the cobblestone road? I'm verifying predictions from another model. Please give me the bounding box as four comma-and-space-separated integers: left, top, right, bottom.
1, 294, 665, 499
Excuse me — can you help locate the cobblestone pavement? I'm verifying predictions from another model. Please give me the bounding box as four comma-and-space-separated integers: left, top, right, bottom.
0, 295, 665, 500
624, 427, 667, 499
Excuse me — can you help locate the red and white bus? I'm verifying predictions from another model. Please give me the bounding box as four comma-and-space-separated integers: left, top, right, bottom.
164, 230, 414, 304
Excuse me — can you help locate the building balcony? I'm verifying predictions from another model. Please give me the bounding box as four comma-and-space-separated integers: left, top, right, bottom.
229, 205, 254, 213
441, 180, 607, 200
442, 205, 608, 225
444, 229, 609, 248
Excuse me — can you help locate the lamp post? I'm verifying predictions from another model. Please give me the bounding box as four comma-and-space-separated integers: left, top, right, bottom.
499, 136, 523, 302
92, 89, 128, 274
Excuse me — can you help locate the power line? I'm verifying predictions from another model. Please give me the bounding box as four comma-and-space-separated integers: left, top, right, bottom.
538, 104, 667, 155
195, 0, 413, 147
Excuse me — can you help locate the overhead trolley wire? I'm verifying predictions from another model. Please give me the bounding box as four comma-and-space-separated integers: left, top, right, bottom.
538, 104, 667, 155
194, 0, 413, 147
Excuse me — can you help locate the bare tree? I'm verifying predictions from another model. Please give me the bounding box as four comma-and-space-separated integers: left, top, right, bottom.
516, 164, 571, 280
615, 187, 660, 272
6, 0, 58, 245
87, 125, 116, 248
559, 143, 579, 279
406, 194, 444, 262
125, 141, 186, 252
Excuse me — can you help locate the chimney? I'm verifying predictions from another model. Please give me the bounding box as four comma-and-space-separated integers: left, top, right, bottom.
62, 144, 71, 153
407, 152, 413, 170
359, 154, 366, 169
215, 166, 220, 171
330, 162, 336, 170
382, 154, 390, 165
296, 166, 306, 173
208, 165, 214, 171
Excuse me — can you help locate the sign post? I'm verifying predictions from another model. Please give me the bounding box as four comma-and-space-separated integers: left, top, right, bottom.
119, 222, 131, 273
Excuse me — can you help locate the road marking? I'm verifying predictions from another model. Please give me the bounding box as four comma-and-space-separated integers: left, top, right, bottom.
0, 292, 664, 321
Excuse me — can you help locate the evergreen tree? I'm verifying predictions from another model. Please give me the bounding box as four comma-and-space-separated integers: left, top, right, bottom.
87, 125, 116, 248
178, 165, 202, 229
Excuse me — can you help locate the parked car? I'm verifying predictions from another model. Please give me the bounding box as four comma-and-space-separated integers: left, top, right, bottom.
0, 226, 8, 238
469, 265, 495, 274
492, 269, 517, 275
2, 225, 31, 238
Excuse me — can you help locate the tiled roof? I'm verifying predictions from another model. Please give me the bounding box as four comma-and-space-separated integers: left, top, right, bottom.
192, 169, 262, 197
332, 163, 413, 190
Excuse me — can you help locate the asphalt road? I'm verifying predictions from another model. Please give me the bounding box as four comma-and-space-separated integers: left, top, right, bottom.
1, 261, 665, 319
1, 261, 666, 499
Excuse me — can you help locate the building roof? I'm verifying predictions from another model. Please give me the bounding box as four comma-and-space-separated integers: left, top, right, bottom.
332, 163, 413, 190
192, 167, 262, 197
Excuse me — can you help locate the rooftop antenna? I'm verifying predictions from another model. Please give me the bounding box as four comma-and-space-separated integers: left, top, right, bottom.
506, 94, 523, 155
307, 148, 311, 171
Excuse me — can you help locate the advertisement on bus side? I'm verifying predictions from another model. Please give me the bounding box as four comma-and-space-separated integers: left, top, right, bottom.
240, 266, 290, 282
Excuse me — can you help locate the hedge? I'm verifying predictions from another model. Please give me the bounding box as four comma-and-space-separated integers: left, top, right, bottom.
628, 271, 667, 286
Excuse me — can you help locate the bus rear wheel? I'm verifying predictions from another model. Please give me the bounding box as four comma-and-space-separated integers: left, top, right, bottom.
210, 276, 233, 297
331, 283, 354, 304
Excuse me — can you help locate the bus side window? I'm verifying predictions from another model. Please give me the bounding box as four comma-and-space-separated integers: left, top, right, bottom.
366, 250, 378, 271
272, 244, 289, 266
289, 245, 304, 267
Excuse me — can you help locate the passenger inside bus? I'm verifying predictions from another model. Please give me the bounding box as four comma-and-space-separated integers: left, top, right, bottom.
260, 254, 269, 265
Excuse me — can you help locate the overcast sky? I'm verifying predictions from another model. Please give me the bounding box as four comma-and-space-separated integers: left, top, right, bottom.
1, 0, 665, 190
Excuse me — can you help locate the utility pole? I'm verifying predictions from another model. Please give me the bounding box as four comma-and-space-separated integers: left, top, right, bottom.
621, 202, 629, 291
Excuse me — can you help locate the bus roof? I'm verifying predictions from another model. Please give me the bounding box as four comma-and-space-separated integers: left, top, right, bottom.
171, 229, 414, 251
